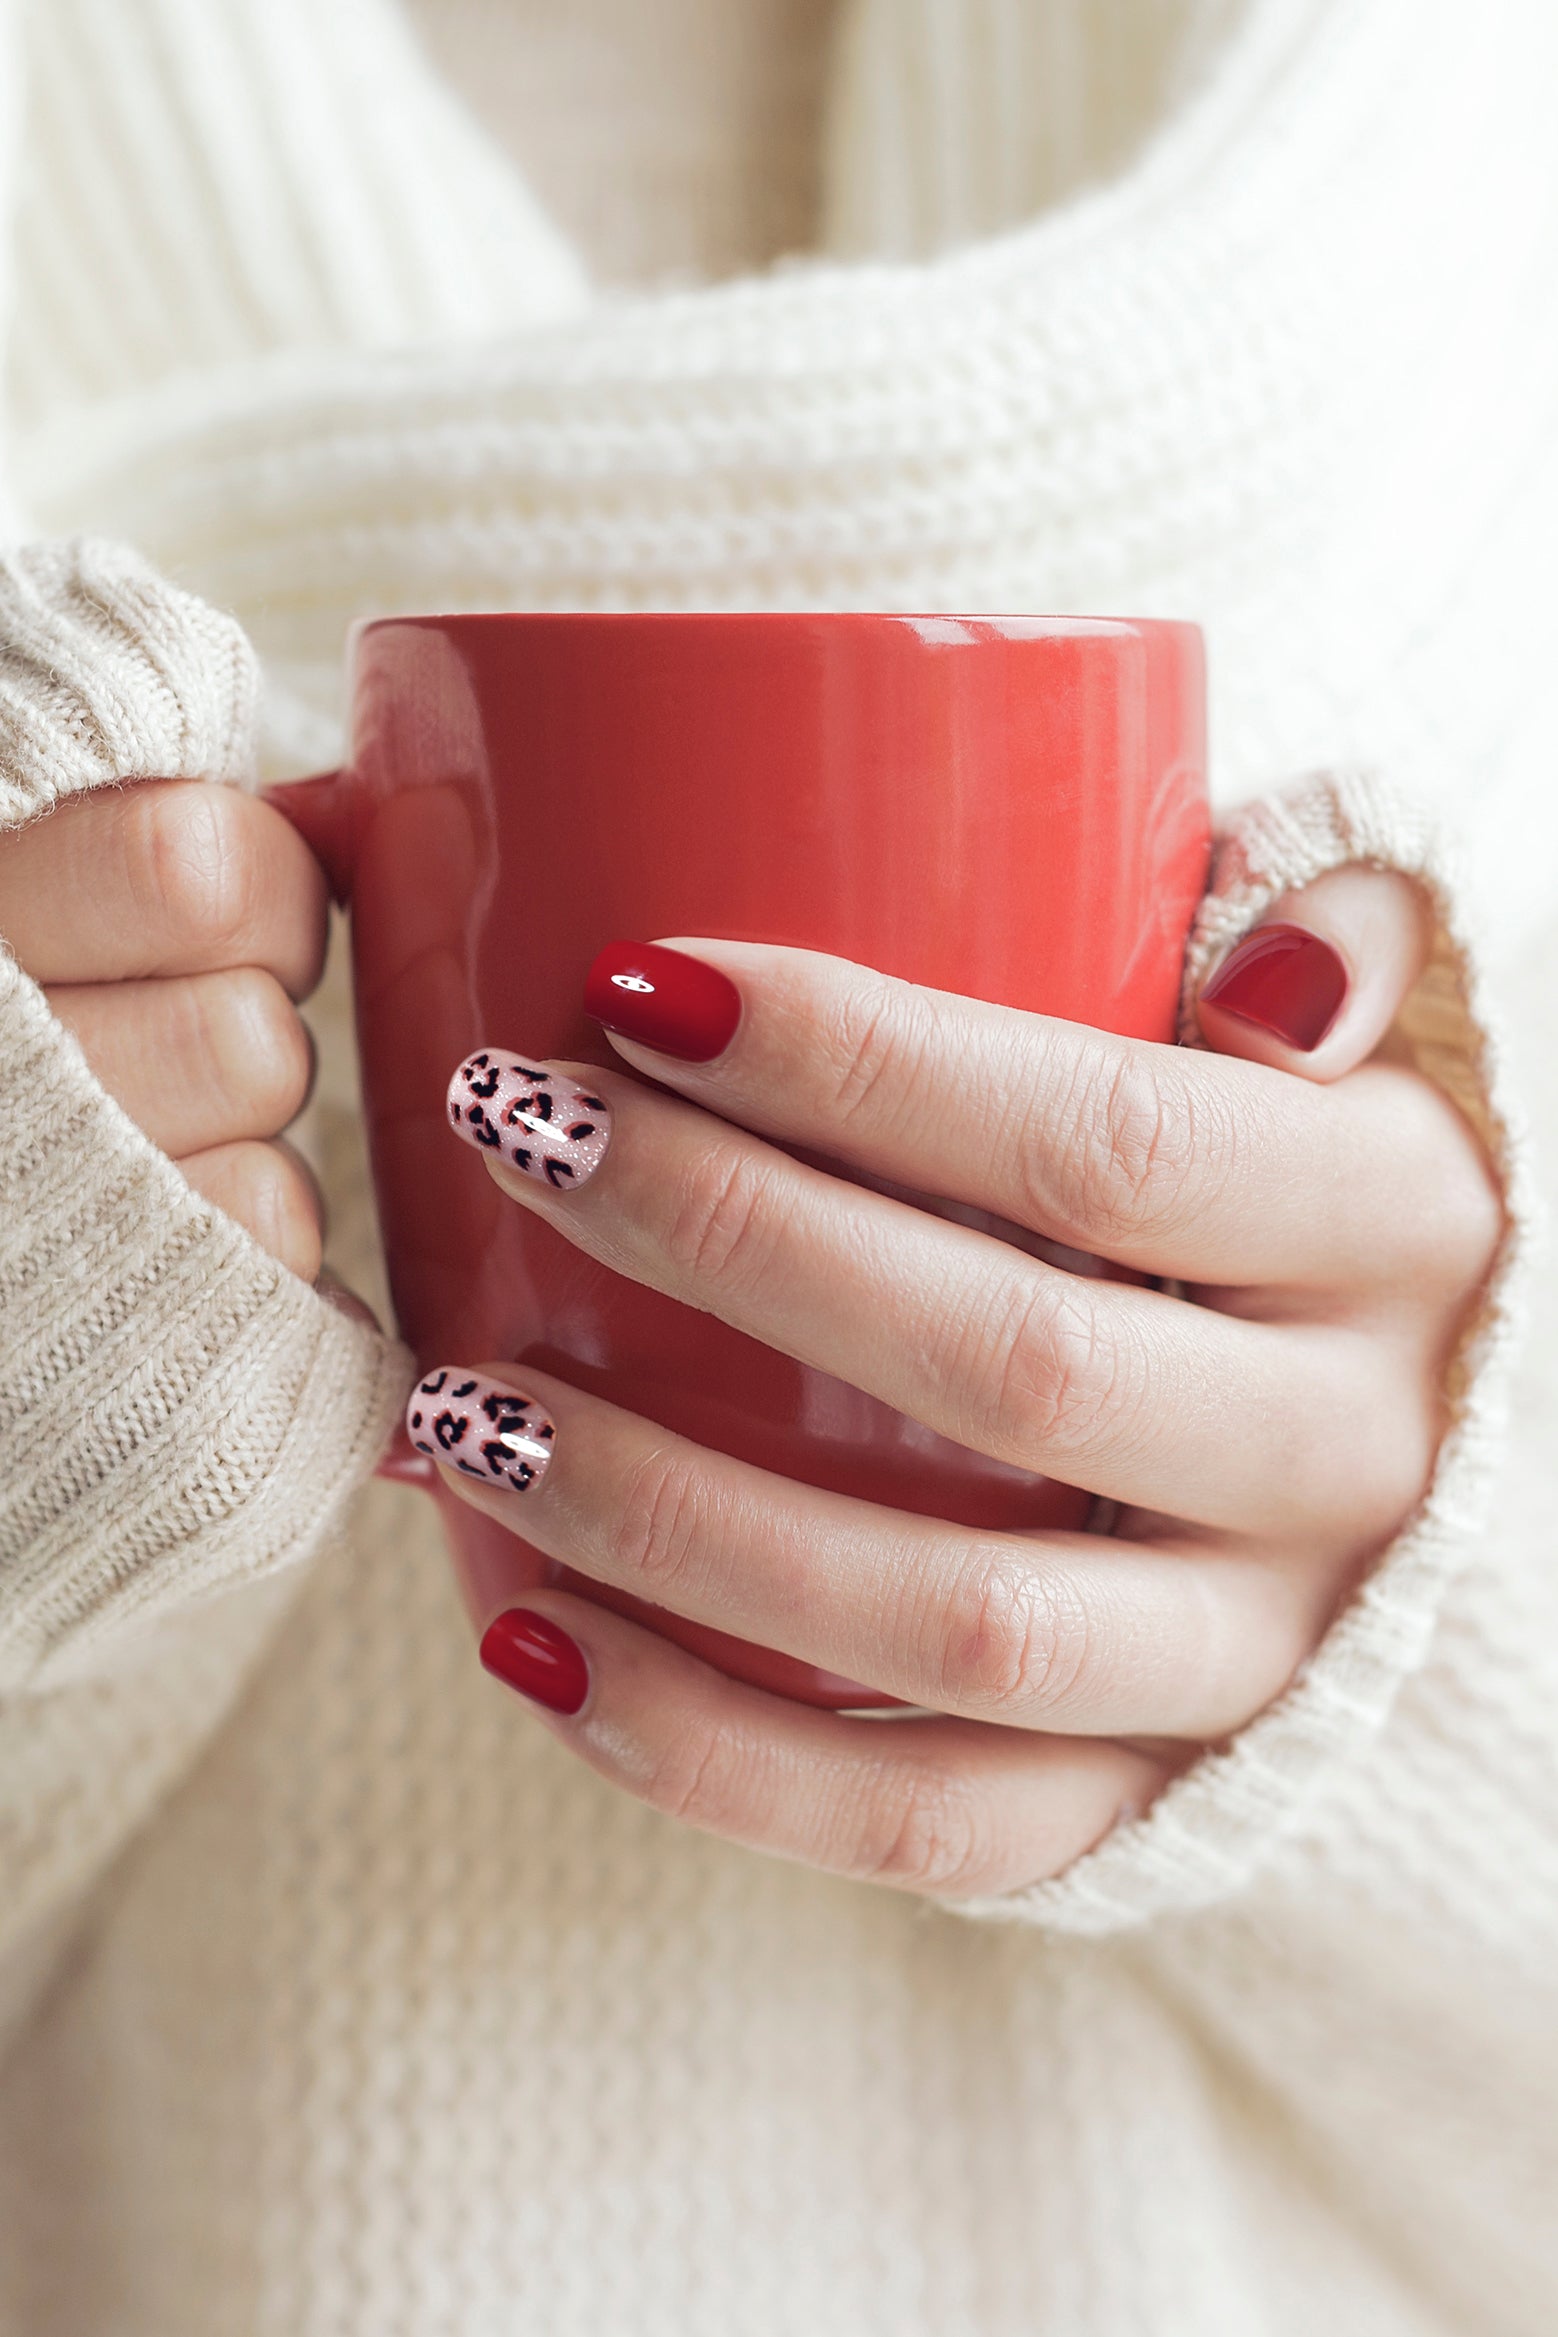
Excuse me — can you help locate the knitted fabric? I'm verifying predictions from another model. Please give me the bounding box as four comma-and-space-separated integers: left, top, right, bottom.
0, 2, 1554, 2331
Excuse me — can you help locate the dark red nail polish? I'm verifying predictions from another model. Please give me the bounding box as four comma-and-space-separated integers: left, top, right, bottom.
584, 940, 742, 1062
479, 1609, 589, 1713
1200, 923, 1348, 1052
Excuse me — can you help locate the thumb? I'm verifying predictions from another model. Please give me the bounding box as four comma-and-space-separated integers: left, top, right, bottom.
1194, 864, 1433, 1084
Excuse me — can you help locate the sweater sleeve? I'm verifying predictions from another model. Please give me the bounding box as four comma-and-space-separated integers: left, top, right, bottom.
944, 767, 1533, 1934
0, 536, 410, 1971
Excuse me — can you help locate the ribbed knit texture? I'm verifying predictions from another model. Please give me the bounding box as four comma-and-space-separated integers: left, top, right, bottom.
0, 2, 1554, 2330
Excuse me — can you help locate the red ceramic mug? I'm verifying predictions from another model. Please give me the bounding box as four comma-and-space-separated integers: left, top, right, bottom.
271, 613, 1208, 1709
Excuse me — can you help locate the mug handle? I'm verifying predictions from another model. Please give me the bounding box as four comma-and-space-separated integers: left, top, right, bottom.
262, 766, 362, 907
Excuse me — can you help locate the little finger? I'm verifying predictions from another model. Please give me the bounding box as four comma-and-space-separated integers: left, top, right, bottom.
180, 1136, 325, 1280
470, 1586, 1172, 1901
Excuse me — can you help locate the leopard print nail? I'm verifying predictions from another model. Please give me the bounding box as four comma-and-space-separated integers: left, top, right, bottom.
404, 1370, 556, 1494
446, 1051, 611, 1190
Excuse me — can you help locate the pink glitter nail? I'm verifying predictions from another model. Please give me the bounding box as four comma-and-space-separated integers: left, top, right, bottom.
446, 1051, 611, 1190
404, 1369, 556, 1494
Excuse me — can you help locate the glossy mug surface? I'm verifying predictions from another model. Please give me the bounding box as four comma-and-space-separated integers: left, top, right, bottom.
273, 613, 1208, 1708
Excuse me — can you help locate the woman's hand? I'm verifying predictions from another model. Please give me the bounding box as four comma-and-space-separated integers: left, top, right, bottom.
416, 866, 1502, 1899
0, 780, 329, 1279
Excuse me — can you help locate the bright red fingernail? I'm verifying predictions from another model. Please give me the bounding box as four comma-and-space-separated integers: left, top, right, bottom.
479, 1609, 589, 1713
1200, 923, 1348, 1052
584, 940, 742, 1062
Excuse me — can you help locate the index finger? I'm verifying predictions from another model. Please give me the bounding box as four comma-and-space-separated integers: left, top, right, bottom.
587, 938, 1486, 1291
0, 779, 329, 999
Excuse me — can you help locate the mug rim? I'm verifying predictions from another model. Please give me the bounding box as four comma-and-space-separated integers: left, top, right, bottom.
349, 609, 1202, 647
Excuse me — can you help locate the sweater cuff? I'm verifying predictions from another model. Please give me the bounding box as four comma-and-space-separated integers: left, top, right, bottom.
0, 536, 259, 823
0, 535, 411, 1688
0, 947, 411, 1691
945, 769, 1533, 1935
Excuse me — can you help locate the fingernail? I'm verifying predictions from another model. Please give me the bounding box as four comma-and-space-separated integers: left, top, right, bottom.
584, 940, 741, 1062
404, 1369, 556, 1493
447, 1052, 611, 1189
1200, 923, 1348, 1051
480, 1608, 589, 1714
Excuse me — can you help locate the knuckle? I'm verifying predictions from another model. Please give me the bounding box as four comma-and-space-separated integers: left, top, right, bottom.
856, 1765, 995, 1897
205, 968, 314, 1130
641, 1720, 742, 1833
1035, 1047, 1207, 1248
818, 973, 934, 1137
965, 1271, 1133, 1464
128, 782, 258, 962
609, 1443, 710, 1605
662, 1144, 783, 1301
1407, 1104, 1506, 1299
928, 1550, 1092, 1721
217, 1141, 323, 1278
1293, 1334, 1441, 1546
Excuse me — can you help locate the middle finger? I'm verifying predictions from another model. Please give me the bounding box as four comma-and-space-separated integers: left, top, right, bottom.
448, 1053, 1429, 1539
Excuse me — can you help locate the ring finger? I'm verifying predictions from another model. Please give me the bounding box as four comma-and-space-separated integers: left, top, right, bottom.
411, 1365, 1334, 1741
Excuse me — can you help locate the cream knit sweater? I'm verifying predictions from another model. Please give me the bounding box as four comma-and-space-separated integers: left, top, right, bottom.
0, 2, 1556, 2330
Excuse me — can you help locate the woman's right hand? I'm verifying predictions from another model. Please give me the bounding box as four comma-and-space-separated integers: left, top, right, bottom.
0, 779, 330, 1280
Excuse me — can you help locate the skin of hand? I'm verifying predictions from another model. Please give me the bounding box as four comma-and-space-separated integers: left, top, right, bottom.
429, 864, 1504, 1899
0, 779, 330, 1281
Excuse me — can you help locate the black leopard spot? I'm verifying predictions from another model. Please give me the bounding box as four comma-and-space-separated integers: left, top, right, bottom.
521, 1091, 554, 1123
473, 1122, 501, 1149
579, 1095, 606, 1112
420, 1371, 449, 1394
481, 1392, 527, 1425
467, 1064, 501, 1099
410, 1410, 422, 1428
452, 1378, 478, 1398
510, 1065, 549, 1082
509, 1147, 532, 1172
433, 1410, 468, 1450
566, 1121, 597, 1141
544, 1159, 575, 1187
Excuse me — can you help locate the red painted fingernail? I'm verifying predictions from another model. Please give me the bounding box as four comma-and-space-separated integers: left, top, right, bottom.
1200, 923, 1348, 1052
584, 940, 742, 1062
479, 1608, 589, 1714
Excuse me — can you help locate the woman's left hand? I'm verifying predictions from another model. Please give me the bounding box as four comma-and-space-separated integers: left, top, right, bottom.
412, 865, 1502, 1900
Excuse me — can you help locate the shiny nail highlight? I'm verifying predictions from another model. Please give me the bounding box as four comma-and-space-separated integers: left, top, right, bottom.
1200, 923, 1348, 1052
404, 1369, 555, 1493
584, 940, 742, 1062
480, 1608, 589, 1713
447, 1052, 611, 1189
